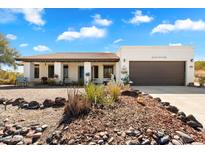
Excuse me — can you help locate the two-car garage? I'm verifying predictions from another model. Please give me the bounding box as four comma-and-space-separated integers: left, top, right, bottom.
129, 61, 185, 86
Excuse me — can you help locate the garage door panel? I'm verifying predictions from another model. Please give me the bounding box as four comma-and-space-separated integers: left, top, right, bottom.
129, 61, 185, 86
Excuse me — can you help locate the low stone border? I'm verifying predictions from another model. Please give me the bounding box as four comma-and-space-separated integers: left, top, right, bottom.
145, 94, 204, 132
0, 97, 66, 110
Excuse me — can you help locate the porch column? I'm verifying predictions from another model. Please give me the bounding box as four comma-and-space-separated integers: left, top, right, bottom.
24, 62, 34, 81
54, 62, 62, 82
115, 62, 120, 82
84, 62, 91, 84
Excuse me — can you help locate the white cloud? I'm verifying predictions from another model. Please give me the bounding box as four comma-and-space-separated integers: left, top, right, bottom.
152, 18, 205, 34
92, 14, 112, 26
128, 10, 153, 25
10, 8, 45, 26
113, 38, 123, 44
6, 34, 17, 40
57, 26, 106, 41
33, 45, 50, 52
19, 43, 28, 47
169, 43, 182, 46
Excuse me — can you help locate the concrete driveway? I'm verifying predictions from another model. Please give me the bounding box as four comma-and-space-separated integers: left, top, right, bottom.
133, 86, 205, 126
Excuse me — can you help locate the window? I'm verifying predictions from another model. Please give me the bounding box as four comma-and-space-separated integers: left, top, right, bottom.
34, 64, 39, 79
103, 65, 113, 78
48, 65, 54, 78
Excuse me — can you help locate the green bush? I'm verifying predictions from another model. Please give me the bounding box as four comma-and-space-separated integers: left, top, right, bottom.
195, 61, 205, 70
85, 82, 121, 106
85, 83, 104, 104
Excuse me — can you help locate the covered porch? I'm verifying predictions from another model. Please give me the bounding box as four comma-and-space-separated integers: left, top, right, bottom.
23, 61, 120, 85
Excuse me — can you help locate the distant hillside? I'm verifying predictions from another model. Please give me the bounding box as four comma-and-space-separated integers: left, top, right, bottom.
195, 61, 205, 70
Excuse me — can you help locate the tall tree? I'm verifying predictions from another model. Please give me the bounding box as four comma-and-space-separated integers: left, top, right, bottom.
0, 33, 19, 70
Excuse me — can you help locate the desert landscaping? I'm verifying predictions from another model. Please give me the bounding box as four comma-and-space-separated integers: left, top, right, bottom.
0, 83, 205, 145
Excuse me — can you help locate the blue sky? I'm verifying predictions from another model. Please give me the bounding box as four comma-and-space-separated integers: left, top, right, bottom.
1, 8, 205, 61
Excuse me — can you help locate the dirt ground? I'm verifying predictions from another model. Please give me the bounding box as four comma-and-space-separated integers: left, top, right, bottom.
0, 87, 84, 102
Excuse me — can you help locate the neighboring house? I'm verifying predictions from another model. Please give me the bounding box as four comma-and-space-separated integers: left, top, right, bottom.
16, 46, 195, 86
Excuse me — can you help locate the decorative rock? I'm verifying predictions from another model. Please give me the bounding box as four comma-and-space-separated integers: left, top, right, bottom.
117, 131, 122, 136
159, 135, 170, 145
23, 137, 33, 145
3, 118, 9, 123
173, 135, 180, 140
126, 139, 139, 145
68, 139, 75, 145
156, 131, 164, 138
16, 141, 24, 145
2, 135, 12, 144
121, 132, 126, 138
99, 131, 108, 137
165, 105, 179, 114
14, 124, 22, 130
176, 131, 194, 144
187, 120, 203, 129
12, 98, 25, 106
89, 142, 96, 145
41, 124, 48, 131
178, 112, 186, 117
0, 98, 7, 104
11, 135, 23, 144
108, 137, 114, 144
103, 135, 108, 141
121, 90, 138, 97
97, 139, 104, 145
171, 139, 182, 145
54, 97, 66, 107
35, 127, 43, 132
32, 132, 42, 139
20, 127, 29, 135
186, 114, 203, 128
160, 102, 170, 106
141, 139, 150, 145
154, 97, 161, 102
27, 101, 40, 109
43, 99, 55, 108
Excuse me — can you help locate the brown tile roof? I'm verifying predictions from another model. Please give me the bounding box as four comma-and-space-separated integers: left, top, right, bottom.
16, 52, 120, 62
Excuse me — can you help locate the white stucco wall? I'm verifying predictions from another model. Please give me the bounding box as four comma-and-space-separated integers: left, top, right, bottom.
116, 46, 195, 85
23, 62, 34, 81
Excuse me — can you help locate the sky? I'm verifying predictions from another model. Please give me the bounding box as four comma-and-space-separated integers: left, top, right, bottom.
1, 8, 205, 71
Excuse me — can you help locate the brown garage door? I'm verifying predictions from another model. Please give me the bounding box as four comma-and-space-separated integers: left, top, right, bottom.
129, 61, 185, 86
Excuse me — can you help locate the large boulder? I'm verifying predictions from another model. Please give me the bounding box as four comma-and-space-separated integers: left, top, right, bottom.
121, 90, 138, 97
43, 99, 55, 108
176, 131, 194, 144
27, 101, 40, 109
53, 97, 66, 107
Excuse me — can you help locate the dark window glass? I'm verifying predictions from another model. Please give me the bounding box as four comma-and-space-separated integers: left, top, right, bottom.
79, 66, 84, 80
94, 66, 98, 78
103, 65, 113, 78
34, 64, 39, 79
48, 65, 54, 78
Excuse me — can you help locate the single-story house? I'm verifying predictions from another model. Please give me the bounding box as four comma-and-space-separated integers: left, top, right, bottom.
16, 46, 195, 86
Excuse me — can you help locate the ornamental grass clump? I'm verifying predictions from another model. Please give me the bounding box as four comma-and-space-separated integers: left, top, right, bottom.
106, 81, 121, 102
61, 89, 91, 124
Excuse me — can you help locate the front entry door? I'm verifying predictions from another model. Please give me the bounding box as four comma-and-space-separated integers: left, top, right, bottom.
63, 65, 68, 81
78, 66, 84, 81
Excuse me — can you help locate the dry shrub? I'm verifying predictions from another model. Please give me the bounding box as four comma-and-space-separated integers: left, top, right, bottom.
63, 89, 91, 120
106, 81, 121, 102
